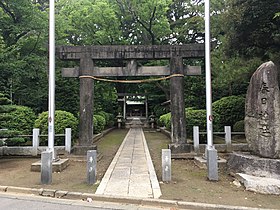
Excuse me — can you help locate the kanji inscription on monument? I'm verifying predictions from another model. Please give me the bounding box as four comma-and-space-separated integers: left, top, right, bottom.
245, 61, 280, 158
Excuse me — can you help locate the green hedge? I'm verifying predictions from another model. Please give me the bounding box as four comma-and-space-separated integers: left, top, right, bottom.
212, 95, 245, 127
96, 111, 114, 127
233, 120, 244, 132
34, 110, 78, 145
3, 105, 36, 134
158, 108, 221, 136
159, 112, 171, 129
93, 114, 106, 134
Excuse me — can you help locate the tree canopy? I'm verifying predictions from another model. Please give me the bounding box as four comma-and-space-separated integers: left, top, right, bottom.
0, 0, 279, 118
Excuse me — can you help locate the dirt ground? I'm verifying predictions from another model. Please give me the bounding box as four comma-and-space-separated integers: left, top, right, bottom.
0, 129, 279, 209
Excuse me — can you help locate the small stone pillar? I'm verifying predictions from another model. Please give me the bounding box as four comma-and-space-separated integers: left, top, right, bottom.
225, 126, 232, 152
32, 128, 40, 156
116, 113, 123, 129
87, 150, 97, 185
65, 128, 71, 153
162, 149, 171, 182
41, 150, 52, 185
193, 126, 200, 153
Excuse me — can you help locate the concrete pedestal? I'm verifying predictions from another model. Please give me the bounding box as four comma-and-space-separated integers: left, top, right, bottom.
71, 145, 97, 155
168, 143, 192, 154
31, 158, 69, 172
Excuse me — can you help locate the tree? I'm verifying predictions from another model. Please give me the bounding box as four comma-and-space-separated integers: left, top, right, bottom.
114, 0, 172, 45
0, 0, 49, 113
56, 0, 123, 45
224, 0, 280, 60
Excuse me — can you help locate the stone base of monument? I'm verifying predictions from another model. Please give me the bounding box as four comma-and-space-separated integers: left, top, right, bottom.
71, 145, 97, 155
194, 156, 227, 169
227, 152, 280, 195
31, 158, 69, 172
169, 143, 192, 153
227, 152, 280, 179
236, 173, 280, 195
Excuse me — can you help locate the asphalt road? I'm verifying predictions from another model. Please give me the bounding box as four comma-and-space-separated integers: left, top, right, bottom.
0, 193, 170, 210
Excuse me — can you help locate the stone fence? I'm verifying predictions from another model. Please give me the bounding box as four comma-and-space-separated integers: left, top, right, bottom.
0, 128, 72, 157
160, 126, 249, 153
193, 126, 247, 153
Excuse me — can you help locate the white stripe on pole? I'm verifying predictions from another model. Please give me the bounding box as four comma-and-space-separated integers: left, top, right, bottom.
48, 0, 55, 160
205, 0, 213, 147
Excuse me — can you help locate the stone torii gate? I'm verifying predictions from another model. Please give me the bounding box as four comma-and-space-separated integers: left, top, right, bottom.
57, 44, 205, 153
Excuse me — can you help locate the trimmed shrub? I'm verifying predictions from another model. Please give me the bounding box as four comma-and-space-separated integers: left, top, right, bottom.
0, 95, 28, 146
158, 108, 221, 136
212, 95, 245, 128
3, 105, 36, 134
34, 110, 78, 145
96, 111, 114, 127
186, 109, 221, 136
93, 114, 106, 134
159, 112, 171, 129
233, 120, 244, 132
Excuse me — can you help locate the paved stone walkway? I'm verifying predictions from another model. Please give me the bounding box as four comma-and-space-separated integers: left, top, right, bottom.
95, 127, 161, 199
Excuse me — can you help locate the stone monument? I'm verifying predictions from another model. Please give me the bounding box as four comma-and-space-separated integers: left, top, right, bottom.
227, 61, 280, 195
245, 61, 280, 158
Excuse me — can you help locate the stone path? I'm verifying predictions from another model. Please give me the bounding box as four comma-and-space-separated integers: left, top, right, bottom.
95, 127, 161, 199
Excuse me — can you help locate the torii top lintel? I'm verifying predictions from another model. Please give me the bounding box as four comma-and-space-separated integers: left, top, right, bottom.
56, 44, 205, 60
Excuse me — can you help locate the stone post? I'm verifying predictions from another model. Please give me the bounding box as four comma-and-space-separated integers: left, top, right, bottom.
162, 149, 171, 182
41, 150, 52, 185
207, 147, 218, 181
145, 97, 148, 120
79, 57, 94, 146
169, 56, 187, 153
65, 128, 71, 153
225, 126, 232, 152
123, 96, 126, 120
32, 128, 40, 156
193, 126, 200, 153
87, 150, 97, 185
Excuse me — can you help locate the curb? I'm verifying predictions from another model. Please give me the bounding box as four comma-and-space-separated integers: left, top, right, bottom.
0, 185, 274, 210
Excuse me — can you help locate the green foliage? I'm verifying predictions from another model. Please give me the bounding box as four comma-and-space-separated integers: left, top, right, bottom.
185, 108, 221, 136
96, 111, 114, 127
93, 114, 106, 134
223, 0, 280, 60
34, 110, 78, 145
5, 137, 26, 146
212, 95, 245, 128
158, 108, 221, 135
233, 120, 244, 132
158, 112, 171, 129
3, 105, 36, 134
0, 93, 26, 146
212, 48, 262, 99
56, 0, 123, 45
0, 1, 49, 113
153, 104, 169, 119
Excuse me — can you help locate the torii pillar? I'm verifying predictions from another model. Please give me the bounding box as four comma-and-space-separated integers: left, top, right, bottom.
169, 57, 190, 153
72, 56, 97, 154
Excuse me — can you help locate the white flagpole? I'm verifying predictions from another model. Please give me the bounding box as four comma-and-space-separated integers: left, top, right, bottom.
48, 0, 55, 160
205, 0, 218, 181
205, 0, 213, 148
